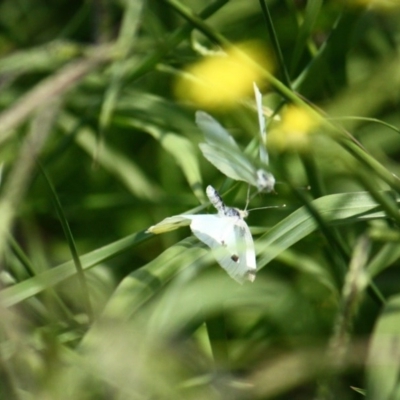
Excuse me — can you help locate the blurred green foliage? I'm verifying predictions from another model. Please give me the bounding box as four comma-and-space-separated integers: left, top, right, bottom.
0, 0, 400, 399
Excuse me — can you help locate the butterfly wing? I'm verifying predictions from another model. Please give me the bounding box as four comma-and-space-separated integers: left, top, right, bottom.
199, 143, 259, 187
196, 110, 274, 192
146, 215, 192, 234
196, 111, 259, 187
253, 83, 276, 192
253, 82, 269, 166
190, 215, 256, 284
233, 218, 256, 282
196, 111, 240, 150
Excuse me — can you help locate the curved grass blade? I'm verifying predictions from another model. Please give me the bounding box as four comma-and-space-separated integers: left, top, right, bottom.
98, 0, 144, 141
367, 242, 400, 279
0, 230, 150, 308
38, 162, 93, 321
258, 0, 291, 87
290, 0, 322, 75
256, 191, 393, 268
0, 102, 59, 260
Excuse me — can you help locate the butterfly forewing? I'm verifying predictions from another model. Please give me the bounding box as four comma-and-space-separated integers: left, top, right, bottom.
199, 143, 259, 187
196, 111, 240, 150
196, 109, 275, 193
253, 82, 269, 166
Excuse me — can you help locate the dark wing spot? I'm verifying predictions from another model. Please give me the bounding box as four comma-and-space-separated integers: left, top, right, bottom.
231, 254, 239, 263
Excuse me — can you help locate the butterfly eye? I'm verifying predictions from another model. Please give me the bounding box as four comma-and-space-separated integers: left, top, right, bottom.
231, 254, 239, 262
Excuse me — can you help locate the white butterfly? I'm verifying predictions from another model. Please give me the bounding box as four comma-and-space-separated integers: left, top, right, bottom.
190, 185, 256, 283
196, 84, 275, 192
147, 185, 256, 284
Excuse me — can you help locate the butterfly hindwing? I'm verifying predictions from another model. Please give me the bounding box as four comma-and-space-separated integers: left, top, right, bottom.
189, 214, 255, 284
233, 219, 256, 282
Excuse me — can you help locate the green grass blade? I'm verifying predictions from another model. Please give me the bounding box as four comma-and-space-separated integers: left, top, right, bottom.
38, 162, 93, 321
0, 102, 60, 260
258, 0, 291, 87
367, 242, 400, 278
257, 191, 392, 268
0, 230, 150, 308
98, 0, 144, 139
0, 40, 81, 76
366, 294, 400, 400
290, 0, 322, 75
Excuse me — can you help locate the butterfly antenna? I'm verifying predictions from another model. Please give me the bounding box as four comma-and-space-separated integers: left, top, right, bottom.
248, 204, 286, 212
275, 181, 311, 192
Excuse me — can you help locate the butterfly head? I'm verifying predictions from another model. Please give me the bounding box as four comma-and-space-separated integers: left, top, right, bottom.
256, 169, 275, 193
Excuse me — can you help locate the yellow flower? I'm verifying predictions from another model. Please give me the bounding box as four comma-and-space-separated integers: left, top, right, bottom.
269, 105, 319, 152
174, 41, 273, 109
